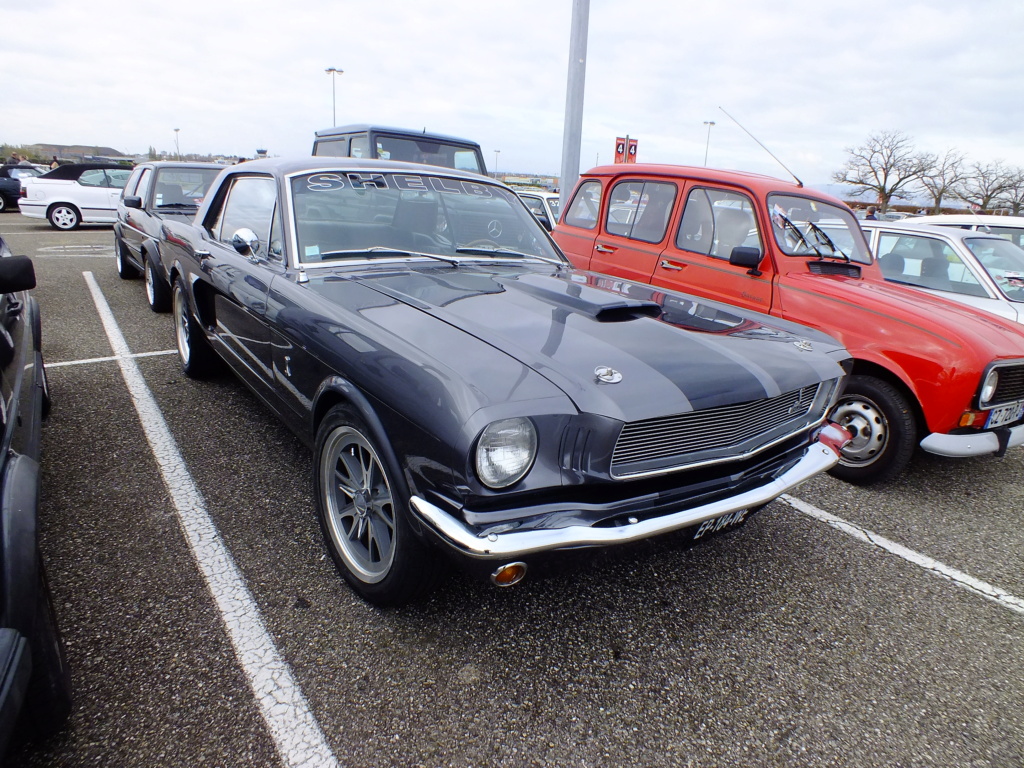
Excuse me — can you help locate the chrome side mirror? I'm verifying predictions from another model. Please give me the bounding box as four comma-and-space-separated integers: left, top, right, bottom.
231, 228, 261, 257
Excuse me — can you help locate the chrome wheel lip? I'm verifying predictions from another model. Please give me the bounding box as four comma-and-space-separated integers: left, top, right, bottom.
173, 286, 191, 365
320, 426, 396, 583
145, 259, 156, 304
832, 395, 889, 467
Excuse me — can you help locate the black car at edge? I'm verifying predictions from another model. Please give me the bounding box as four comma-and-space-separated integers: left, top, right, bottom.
0, 236, 71, 756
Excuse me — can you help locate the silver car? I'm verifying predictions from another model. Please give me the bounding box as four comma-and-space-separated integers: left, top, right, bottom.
860, 219, 1024, 324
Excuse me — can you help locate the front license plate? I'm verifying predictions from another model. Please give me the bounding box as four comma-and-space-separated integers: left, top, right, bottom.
692, 509, 750, 541
986, 400, 1024, 429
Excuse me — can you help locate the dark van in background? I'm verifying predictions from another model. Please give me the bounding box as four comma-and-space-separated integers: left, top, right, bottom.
312, 124, 488, 176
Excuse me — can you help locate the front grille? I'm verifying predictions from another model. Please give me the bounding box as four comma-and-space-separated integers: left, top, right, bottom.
993, 365, 1024, 405
611, 383, 823, 478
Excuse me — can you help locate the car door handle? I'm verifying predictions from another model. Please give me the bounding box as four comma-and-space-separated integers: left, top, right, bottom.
595, 244, 616, 254
194, 250, 211, 260
660, 260, 684, 271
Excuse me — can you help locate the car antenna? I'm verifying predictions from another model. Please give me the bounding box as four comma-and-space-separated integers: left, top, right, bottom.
956, 193, 993, 233
718, 106, 803, 188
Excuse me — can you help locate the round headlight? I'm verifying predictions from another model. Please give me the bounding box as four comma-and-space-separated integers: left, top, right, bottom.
980, 369, 1000, 408
475, 417, 537, 489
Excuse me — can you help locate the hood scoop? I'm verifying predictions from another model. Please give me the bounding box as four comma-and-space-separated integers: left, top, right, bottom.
503, 274, 663, 322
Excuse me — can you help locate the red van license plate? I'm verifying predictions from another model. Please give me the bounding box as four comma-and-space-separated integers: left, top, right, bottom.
986, 400, 1024, 429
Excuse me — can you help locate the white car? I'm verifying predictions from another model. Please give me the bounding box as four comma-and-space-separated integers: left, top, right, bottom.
859, 219, 1024, 324
905, 213, 1024, 249
515, 189, 560, 230
19, 163, 133, 230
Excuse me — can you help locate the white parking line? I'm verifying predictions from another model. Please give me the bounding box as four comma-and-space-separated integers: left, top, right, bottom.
82, 271, 339, 768
781, 494, 1024, 617
47, 350, 177, 368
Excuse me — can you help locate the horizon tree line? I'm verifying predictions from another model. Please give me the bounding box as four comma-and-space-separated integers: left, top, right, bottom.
833, 129, 1024, 214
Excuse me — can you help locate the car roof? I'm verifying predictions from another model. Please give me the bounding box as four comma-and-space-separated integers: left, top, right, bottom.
861, 218, 1009, 242
224, 156, 496, 184
40, 162, 130, 179
313, 124, 480, 146
907, 213, 1024, 227
135, 161, 224, 171
578, 163, 848, 206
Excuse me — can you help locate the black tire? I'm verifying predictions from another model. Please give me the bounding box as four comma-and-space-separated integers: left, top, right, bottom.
314, 404, 440, 606
47, 204, 80, 231
144, 254, 171, 312
114, 237, 140, 279
172, 279, 218, 377
23, 554, 72, 739
828, 374, 916, 485
0, 195, 7, 213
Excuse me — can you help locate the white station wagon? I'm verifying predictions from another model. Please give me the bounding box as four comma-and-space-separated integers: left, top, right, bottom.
860, 219, 1024, 325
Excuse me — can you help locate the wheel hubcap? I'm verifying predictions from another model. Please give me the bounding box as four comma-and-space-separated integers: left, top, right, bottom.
53, 208, 76, 228
320, 427, 396, 583
832, 396, 888, 466
146, 262, 155, 303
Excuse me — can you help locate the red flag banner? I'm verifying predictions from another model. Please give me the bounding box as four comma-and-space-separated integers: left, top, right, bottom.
626, 138, 638, 163
614, 137, 626, 164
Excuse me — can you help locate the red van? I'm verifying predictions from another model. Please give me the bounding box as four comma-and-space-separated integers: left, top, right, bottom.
554, 164, 1024, 484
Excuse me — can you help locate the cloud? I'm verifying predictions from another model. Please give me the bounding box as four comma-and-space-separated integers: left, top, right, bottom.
4, 0, 1024, 185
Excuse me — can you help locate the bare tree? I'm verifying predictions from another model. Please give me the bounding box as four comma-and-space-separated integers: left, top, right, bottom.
832, 130, 928, 211
917, 148, 966, 213
952, 160, 1014, 211
995, 167, 1024, 215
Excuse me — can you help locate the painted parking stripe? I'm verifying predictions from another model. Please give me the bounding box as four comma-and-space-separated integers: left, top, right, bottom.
781, 494, 1024, 617
47, 349, 177, 368
82, 272, 339, 768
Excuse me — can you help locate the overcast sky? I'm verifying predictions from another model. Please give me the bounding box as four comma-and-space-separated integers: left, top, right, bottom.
4, 0, 1023, 188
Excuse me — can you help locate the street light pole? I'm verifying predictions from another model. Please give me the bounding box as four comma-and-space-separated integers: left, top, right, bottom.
174, 128, 180, 160
494, 149, 500, 178
703, 121, 715, 166
325, 67, 344, 126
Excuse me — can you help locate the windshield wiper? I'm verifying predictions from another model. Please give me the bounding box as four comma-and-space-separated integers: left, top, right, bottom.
804, 220, 850, 262
156, 202, 198, 209
317, 247, 459, 266
774, 212, 822, 256
455, 246, 561, 265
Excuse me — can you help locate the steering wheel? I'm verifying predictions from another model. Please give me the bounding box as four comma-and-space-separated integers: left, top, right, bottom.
464, 239, 500, 248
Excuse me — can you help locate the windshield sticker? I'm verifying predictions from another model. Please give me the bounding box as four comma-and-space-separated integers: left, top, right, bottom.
304, 172, 493, 198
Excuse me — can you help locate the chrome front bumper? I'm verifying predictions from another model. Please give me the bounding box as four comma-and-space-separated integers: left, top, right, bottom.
410, 433, 844, 561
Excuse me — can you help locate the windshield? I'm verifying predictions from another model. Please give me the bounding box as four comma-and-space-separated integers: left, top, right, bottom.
964, 236, 1024, 301
768, 194, 871, 264
154, 168, 221, 206
373, 135, 484, 174
290, 171, 564, 266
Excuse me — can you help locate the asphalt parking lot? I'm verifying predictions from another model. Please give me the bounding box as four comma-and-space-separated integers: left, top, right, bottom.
3, 216, 1023, 767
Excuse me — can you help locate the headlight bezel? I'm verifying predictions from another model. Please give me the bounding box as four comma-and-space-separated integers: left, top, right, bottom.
474, 417, 538, 489
979, 369, 1000, 409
